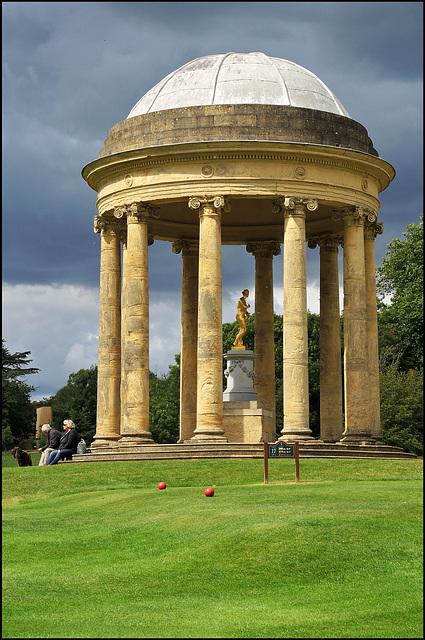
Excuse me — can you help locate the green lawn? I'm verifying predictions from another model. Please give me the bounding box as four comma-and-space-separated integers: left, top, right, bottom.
2, 456, 423, 638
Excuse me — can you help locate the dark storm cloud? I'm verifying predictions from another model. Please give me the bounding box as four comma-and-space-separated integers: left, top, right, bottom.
2, 2, 422, 396
2, 1, 422, 293
105, 2, 423, 80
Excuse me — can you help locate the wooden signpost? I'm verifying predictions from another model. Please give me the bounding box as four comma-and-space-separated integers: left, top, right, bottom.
264, 441, 300, 483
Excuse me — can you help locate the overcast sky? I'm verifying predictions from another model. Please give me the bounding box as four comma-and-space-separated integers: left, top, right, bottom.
2, 2, 423, 401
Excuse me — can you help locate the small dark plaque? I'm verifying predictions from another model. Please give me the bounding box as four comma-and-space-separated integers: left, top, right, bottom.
268, 442, 294, 458
264, 441, 300, 483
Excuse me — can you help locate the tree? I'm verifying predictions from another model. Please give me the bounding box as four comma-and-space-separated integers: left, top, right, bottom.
36, 366, 97, 443
149, 356, 180, 443
375, 217, 423, 454
379, 356, 423, 456
307, 313, 321, 438
2, 339, 39, 444
377, 216, 423, 371
2, 425, 13, 450
38, 361, 182, 445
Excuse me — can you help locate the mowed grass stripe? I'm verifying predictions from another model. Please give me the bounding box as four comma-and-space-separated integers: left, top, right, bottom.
2, 458, 423, 638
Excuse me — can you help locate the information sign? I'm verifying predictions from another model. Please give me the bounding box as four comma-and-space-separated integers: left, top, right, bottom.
268, 442, 294, 458
264, 441, 300, 483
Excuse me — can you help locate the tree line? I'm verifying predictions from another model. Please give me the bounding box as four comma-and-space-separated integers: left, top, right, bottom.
2, 217, 422, 455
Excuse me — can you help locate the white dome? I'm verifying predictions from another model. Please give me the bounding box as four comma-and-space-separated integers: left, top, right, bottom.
127, 52, 350, 119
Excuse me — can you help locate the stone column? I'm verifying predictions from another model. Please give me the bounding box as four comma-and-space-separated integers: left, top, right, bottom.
172, 240, 199, 442
246, 241, 281, 433
308, 234, 343, 442
334, 206, 373, 443
92, 216, 123, 449
188, 196, 228, 442
274, 197, 317, 441
118, 203, 156, 446
120, 225, 128, 434
364, 218, 384, 442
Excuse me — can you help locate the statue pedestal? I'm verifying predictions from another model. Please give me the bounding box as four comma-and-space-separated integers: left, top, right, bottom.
223, 350, 257, 402
223, 401, 275, 443
222, 350, 276, 443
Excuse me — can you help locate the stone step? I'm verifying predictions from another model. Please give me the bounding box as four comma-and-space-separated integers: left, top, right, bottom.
70, 441, 416, 463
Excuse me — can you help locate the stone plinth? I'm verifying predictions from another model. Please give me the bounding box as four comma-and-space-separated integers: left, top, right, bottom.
223, 401, 275, 443
71, 441, 417, 463
223, 350, 257, 402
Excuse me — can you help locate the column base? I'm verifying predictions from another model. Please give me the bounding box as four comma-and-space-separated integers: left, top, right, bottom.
278, 431, 315, 442
90, 436, 121, 450
118, 435, 155, 447
188, 433, 228, 444
339, 434, 383, 445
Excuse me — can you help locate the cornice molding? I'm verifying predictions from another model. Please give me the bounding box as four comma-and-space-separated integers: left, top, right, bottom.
83, 141, 394, 194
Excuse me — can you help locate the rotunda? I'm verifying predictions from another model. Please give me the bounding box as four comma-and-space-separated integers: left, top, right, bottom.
82, 52, 396, 455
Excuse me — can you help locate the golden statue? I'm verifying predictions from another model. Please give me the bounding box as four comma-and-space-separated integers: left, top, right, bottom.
233, 289, 251, 350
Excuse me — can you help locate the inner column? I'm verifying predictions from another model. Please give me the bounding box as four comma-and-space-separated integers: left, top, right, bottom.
246, 240, 281, 434
188, 196, 227, 442
172, 240, 199, 443
309, 234, 344, 442
335, 206, 373, 443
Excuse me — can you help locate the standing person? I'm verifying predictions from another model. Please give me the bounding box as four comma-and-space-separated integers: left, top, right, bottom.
46, 420, 79, 465
37, 424, 61, 466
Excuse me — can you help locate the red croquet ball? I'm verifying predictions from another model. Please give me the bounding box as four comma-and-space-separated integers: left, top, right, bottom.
158, 482, 166, 490
205, 487, 214, 497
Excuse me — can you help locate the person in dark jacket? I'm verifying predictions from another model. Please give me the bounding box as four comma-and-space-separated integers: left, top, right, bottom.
46, 420, 79, 465
37, 424, 62, 466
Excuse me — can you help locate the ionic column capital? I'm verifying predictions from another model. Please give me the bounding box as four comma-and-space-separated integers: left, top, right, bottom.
308, 234, 343, 252
94, 215, 125, 236
246, 241, 281, 258
188, 195, 231, 217
172, 239, 199, 256
364, 220, 384, 241
272, 196, 318, 216
114, 202, 160, 224
332, 205, 378, 227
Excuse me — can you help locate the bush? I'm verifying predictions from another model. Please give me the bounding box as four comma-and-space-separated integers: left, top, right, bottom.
2, 425, 13, 450
380, 365, 423, 456
149, 358, 180, 443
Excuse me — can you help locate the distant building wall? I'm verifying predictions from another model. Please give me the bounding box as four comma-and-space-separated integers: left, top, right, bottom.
36, 407, 52, 438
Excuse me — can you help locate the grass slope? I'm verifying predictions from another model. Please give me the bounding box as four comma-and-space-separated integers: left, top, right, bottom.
2, 457, 423, 639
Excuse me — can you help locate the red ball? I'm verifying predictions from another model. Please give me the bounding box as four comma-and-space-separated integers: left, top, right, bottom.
158, 482, 166, 490
205, 487, 214, 497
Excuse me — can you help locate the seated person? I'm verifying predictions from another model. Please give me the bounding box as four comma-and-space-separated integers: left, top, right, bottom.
46, 420, 79, 465
37, 424, 61, 466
